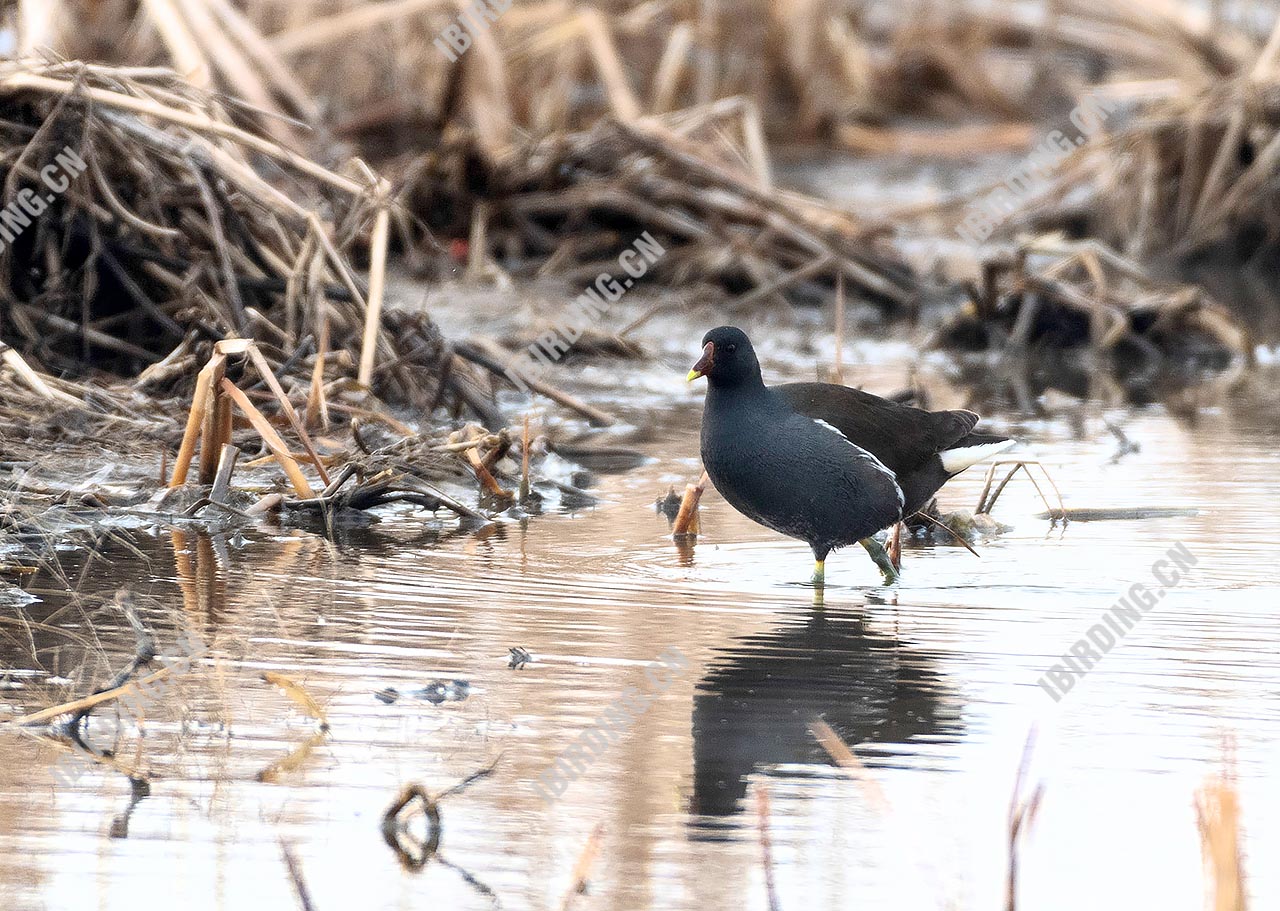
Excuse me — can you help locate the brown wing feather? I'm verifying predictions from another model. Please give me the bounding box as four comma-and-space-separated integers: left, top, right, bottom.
775, 382, 979, 475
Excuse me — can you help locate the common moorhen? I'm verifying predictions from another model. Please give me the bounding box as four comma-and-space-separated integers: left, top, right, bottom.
688, 326, 1014, 584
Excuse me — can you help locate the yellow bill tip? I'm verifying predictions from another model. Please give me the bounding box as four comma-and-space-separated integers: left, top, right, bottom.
686, 369, 703, 383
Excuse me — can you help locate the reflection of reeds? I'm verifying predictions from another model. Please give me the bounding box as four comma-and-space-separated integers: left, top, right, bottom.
1006, 729, 1044, 911
1196, 738, 1249, 911
262, 670, 329, 728
381, 758, 500, 878
808, 717, 890, 813
560, 822, 605, 911
754, 782, 782, 911
280, 842, 318, 911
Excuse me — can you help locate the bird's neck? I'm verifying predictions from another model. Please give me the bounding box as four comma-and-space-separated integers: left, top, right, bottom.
707, 376, 772, 411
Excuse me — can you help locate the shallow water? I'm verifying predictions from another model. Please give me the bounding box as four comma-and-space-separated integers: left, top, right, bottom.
2, 345, 1279, 911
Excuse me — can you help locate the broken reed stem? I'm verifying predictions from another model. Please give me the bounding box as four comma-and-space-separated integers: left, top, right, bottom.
976, 461, 1022, 515
358, 204, 391, 389
198, 354, 231, 485
976, 460, 1065, 519
650, 22, 693, 114
176, 0, 296, 146
326, 401, 414, 436
913, 511, 982, 559
580, 9, 641, 121
465, 201, 489, 283
210, 443, 240, 503
1017, 461, 1065, 520
10, 663, 183, 726
1029, 460, 1067, 518
218, 377, 317, 498
246, 344, 330, 486
305, 314, 330, 430
754, 782, 782, 911
672, 471, 708, 537
272, 0, 451, 56
171, 350, 225, 487
456, 338, 617, 427
833, 274, 845, 385
0, 343, 81, 407
173, 339, 325, 493
207, 0, 321, 122
887, 519, 903, 569
140, 0, 212, 88
464, 445, 513, 498
519, 414, 531, 503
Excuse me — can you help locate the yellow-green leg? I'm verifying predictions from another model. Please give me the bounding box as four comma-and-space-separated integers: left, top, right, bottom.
811, 559, 825, 587
859, 537, 900, 585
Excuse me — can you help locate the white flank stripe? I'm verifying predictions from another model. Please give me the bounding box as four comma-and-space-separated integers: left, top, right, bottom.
939, 439, 1016, 473
812, 419, 905, 511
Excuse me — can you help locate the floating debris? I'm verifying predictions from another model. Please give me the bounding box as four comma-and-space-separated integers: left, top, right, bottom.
905, 503, 1012, 544
1032, 507, 1200, 522
508, 647, 532, 670
374, 680, 470, 706
655, 487, 684, 522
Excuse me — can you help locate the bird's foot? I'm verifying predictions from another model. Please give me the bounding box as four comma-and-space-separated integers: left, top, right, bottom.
859, 538, 900, 585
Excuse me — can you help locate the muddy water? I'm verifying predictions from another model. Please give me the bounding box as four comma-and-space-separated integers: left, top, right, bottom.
2, 347, 1280, 911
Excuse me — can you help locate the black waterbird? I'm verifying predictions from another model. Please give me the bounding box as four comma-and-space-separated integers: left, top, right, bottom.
688, 326, 1014, 584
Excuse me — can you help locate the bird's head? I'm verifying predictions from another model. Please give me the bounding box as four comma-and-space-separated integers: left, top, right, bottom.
687, 326, 761, 388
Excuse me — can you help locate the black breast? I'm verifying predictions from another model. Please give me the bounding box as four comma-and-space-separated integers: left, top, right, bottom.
700, 385, 904, 552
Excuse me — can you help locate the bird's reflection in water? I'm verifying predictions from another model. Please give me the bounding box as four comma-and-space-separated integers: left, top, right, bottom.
690, 604, 961, 819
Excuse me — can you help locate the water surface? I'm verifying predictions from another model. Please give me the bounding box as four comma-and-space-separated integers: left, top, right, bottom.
2, 349, 1278, 911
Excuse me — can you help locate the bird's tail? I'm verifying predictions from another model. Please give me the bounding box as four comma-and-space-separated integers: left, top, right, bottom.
938, 432, 1016, 473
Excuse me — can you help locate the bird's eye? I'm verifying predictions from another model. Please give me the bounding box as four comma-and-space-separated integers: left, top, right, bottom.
725, 344, 736, 353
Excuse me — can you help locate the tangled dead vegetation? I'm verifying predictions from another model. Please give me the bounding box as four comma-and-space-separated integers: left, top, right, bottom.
0, 59, 484, 411
0, 60, 613, 553
402, 112, 921, 312
934, 236, 1248, 372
